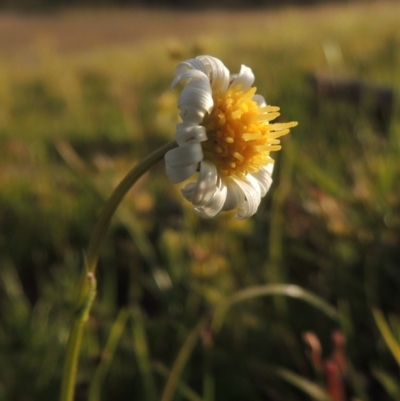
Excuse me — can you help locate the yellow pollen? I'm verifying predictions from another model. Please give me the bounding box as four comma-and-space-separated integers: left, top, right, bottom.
233, 152, 244, 161
202, 84, 298, 177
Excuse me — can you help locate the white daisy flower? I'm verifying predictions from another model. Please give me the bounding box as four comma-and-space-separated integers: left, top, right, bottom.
165, 55, 298, 219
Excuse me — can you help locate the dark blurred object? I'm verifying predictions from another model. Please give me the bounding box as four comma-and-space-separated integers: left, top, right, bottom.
308, 71, 395, 136
0, 0, 369, 11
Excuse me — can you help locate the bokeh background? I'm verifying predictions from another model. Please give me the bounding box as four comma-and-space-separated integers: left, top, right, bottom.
1, 1, 400, 400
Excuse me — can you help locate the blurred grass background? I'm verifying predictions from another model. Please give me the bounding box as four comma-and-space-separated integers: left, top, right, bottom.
1, 1, 400, 400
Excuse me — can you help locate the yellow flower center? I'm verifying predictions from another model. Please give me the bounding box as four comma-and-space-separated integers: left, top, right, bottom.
202, 85, 297, 177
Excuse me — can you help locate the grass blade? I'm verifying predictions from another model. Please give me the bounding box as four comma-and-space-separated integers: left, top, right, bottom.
274, 366, 331, 401
372, 308, 400, 365
153, 361, 206, 401
372, 367, 400, 399
212, 284, 338, 332
131, 305, 158, 401
88, 308, 130, 401
160, 318, 208, 401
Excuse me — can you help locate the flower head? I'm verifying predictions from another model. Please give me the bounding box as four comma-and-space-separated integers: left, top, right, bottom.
165, 55, 297, 219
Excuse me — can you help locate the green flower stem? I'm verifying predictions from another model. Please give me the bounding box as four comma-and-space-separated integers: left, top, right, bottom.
85, 139, 177, 275
60, 140, 177, 401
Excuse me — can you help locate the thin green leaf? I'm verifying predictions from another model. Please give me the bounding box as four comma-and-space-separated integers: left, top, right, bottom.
372, 367, 400, 400
212, 284, 339, 332
275, 366, 331, 401
88, 308, 130, 401
131, 305, 158, 401
160, 318, 208, 401
372, 308, 400, 365
251, 360, 331, 401
153, 361, 206, 401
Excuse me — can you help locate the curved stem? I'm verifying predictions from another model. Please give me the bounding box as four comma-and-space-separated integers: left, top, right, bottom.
60, 140, 177, 401
85, 140, 177, 274
211, 284, 339, 333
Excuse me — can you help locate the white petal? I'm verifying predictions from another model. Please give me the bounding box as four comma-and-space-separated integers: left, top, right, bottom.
232, 175, 262, 219
179, 109, 205, 124
222, 178, 245, 211
194, 177, 227, 218
196, 55, 230, 92
171, 69, 213, 124
190, 160, 218, 206
180, 162, 228, 219
171, 68, 209, 90
181, 182, 196, 201
166, 164, 198, 184
230, 64, 255, 89
173, 59, 208, 86
164, 143, 203, 167
176, 123, 208, 146
178, 81, 213, 123
253, 94, 266, 107
250, 163, 274, 197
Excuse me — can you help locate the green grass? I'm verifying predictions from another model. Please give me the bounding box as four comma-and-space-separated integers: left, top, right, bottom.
1, 2, 400, 400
